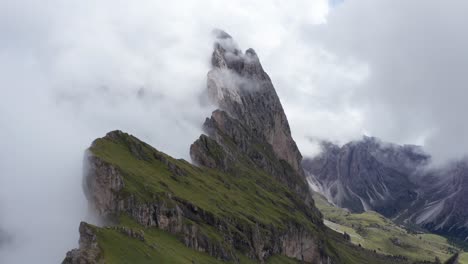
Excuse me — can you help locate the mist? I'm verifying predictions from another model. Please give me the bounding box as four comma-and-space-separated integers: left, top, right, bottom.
305, 0, 468, 164
0, 0, 330, 262
3, 0, 468, 262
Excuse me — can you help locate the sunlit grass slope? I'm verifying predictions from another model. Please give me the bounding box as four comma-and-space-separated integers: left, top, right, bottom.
82, 131, 418, 263
313, 192, 464, 263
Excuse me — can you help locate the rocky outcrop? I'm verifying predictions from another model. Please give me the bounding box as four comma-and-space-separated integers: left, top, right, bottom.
62, 222, 103, 264
304, 136, 468, 242
79, 134, 326, 263
303, 137, 422, 215
65, 31, 399, 264
110, 226, 145, 241
192, 30, 314, 207
83, 150, 125, 218
191, 110, 313, 202
397, 161, 468, 241
206, 30, 303, 176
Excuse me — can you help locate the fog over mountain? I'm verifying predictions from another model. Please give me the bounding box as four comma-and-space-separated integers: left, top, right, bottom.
0, 1, 329, 262
1, 0, 468, 263
307, 0, 468, 164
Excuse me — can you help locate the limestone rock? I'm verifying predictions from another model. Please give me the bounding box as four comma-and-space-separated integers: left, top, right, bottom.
206, 30, 303, 175
62, 222, 103, 264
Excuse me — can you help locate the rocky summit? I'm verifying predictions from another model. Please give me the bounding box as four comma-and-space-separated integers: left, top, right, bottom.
304, 136, 468, 244
62, 32, 434, 264
195, 30, 309, 201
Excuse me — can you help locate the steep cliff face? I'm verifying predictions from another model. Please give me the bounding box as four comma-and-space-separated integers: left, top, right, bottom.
64, 130, 328, 263
62, 222, 103, 264
63, 32, 416, 264
206, 30, 303, 176
396, 162, 468, 242
194, 31, 310, 204
303, 137, 422, 215
304, 136, 468, 242
65, 131, 413, 264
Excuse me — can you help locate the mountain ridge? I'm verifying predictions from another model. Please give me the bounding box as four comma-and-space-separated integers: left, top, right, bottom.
63, 31, 331, 263
62, 31, 442, 263
304, 136, 468, 244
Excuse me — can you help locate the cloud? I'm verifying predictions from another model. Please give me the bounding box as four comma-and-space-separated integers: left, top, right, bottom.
302, 0, 468, 164
0, 0, 330, 262
5, 0, 467, 262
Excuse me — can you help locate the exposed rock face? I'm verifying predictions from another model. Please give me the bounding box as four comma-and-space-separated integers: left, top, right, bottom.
191, 110, 313, 202
81, 148, 237, 260
62, 222, 103, 264
186, 31, 327, 262
111, 226, 145, 241
83, 151, 125, 218
65, 31, 418, 263
304, 136, 468, 242
193, 30, 312, 205
206, 30, 303, 176
397, 162, 468, 241
78, 131, 326, 263
303, 137, 423, 215
64, 31, 331, 263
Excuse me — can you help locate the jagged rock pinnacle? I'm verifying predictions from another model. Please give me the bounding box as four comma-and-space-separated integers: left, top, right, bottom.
206, 30, 304, 175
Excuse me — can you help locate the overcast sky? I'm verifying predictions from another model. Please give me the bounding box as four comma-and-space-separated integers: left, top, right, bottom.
1, 0, 468, 262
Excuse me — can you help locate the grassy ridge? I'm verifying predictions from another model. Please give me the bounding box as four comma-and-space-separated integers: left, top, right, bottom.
85, 132, 425, 263
313, 192, 464, 263
90, 213, 412, 264
460, 253, 468, 263
90, 133, 319, 231
91, 216, 301, 264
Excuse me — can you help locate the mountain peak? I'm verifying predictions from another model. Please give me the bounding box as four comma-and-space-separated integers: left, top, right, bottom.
205, 31, 303, 175
212, 28, 232, 39
211, 32, 263, 78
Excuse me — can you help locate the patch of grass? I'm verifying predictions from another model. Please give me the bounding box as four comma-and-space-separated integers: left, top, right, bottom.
96, 223, 237, 264
92, 217, 302, 264
313, 192, 461, 262
90, 133, 318, 231
458, 252, 468, 264
96, 216, 402, 264
87, 131, 430, 263
324, 227, 411, 264
85, 131, 326, 262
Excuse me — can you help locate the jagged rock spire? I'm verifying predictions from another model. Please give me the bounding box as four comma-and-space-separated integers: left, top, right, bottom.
205, 30, 304, 175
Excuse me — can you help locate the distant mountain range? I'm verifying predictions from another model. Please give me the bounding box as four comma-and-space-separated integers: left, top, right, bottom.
303, 136, 468, 244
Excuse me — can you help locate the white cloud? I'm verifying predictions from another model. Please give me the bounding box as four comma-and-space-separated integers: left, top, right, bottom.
4, 1, 468, 262
0, 0, 330, 262
305, 0, 468, 164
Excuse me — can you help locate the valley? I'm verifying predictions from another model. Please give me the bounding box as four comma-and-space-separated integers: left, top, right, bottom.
313, 191, 466, 263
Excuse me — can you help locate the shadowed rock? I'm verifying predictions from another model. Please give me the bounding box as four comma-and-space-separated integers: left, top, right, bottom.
304, 136, 468, 242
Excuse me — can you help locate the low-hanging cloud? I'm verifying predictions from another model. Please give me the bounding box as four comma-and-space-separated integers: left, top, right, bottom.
3, 0, 467, 262
0, 0, 331, 262
304, 0, 468, 164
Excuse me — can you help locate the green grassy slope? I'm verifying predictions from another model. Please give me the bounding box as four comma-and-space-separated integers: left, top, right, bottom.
82, 131, 418, 263
90, 132, 320, 231
460, 253, 468, 263
91, 217, 413, 264
313, 192, 465, 263
90, 216, 300, 264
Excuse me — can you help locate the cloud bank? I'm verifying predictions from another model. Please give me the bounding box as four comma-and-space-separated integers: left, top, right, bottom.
304, 0, 468, 164
2, 0, 468, 262
0, 0, 329, 262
